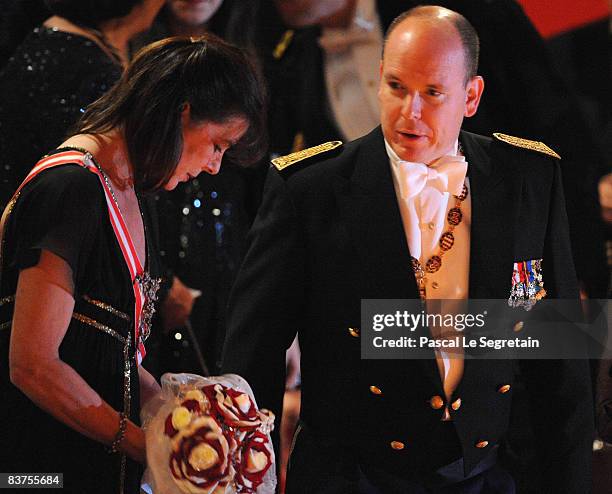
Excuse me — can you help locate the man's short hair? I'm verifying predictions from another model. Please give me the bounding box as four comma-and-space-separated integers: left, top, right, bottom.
382, 6, 480, 85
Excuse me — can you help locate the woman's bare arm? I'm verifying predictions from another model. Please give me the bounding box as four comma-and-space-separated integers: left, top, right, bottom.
9, 250, 145, 463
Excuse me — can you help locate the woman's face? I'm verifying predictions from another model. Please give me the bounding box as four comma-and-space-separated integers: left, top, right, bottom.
163, 111, 248, 191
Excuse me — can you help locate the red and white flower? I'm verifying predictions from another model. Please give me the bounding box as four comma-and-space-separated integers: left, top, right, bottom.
203, 384, 262, 430
234, 431, 274, 493
169, 416, 234, 494
151, 376, 276, 493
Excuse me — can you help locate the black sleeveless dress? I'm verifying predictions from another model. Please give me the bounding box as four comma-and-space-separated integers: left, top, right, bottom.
0, 152, 160, 493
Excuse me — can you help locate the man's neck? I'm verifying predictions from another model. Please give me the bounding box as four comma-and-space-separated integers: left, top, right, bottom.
384, 139, 461, 166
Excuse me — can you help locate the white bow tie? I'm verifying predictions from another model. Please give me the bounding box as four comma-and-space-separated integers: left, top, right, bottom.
397, 155, 468, 199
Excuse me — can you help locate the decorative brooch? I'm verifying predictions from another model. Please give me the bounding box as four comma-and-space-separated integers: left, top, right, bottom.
135, 271, 161, 343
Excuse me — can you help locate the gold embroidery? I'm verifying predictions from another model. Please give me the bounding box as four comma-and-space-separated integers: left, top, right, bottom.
493, 133, 561, 159
0, 321, 10, 331
0, 295, 15, 306
82, 295, 130, 321
273, 30, 294, 60
72, 313, 126, 344
119, 330, 131, 494
72, 309, 132, 494
272, 141, 343, 171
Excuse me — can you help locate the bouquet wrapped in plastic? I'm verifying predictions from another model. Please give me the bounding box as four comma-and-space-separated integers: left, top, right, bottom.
141, 373, 276, 494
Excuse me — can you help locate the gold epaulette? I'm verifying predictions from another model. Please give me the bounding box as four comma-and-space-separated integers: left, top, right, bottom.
493, 132, 560, 159
272, 141, 343, 171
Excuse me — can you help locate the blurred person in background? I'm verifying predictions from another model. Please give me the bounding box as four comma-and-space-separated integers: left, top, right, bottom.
0, 0, 50, 69
0, 0, 164, 211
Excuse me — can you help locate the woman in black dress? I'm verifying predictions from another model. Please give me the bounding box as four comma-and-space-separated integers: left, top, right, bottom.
0, 35, 266, 493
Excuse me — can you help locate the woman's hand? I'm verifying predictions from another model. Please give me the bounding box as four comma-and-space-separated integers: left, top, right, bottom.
139, 365, 161, 407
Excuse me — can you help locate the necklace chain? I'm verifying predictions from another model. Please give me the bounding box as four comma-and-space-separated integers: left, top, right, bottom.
68, 148, 159, 347
82, 152, 123, 215
411, 144, 467, 300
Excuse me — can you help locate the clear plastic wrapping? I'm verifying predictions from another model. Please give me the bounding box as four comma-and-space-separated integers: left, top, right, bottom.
141, 373, 276, 494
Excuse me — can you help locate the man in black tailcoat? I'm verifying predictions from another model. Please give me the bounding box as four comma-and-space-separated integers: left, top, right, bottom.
268, 0, 607, 298
223, 6, 593, 493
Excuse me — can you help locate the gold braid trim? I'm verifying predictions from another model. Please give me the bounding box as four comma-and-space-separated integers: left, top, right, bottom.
273, 30, 294, 60
493, 132, 561, 159
71, 310, 132, 494
71, 313, 127, 344
82, 295, 131, 321
272, 141, 343, 171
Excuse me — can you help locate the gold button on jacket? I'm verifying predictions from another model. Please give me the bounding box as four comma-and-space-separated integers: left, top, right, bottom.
429, 395, 444, 410
390, 441, 405, 450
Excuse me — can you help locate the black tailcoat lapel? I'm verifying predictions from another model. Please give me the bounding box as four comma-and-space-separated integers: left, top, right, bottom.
461, 131, 519, 299
334, 127, 419, 300
456, 131, 521, 426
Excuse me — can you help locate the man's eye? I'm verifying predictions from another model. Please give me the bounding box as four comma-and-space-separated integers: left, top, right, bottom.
388, 81, 402, 90
427, 89, 441, 97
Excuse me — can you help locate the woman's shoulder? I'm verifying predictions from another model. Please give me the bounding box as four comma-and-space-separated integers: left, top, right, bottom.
21, 159, 105, 210
33, 159, 100, 185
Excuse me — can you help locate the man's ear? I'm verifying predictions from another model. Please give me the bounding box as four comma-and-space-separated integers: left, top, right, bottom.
464, 76, 484, 118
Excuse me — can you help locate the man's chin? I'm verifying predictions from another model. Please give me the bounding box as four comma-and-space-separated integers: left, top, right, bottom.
392, 144, 431, 164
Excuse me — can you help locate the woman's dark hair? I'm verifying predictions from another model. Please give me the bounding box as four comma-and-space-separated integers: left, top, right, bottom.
44, 0, 144, 28
74, 34, 267, 192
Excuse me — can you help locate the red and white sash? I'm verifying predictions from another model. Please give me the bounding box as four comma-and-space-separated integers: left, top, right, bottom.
15, 150, 148, 364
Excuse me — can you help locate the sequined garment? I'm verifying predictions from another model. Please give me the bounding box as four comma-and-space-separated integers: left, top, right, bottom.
0, 27, 121, 210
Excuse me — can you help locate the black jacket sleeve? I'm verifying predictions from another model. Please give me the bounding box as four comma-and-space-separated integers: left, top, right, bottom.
518, 160, 594, 493
221, 168, 305, 430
